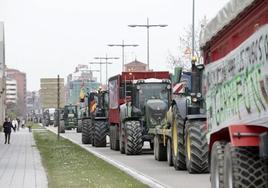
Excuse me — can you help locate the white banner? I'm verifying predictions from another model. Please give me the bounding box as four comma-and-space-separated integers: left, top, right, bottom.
204, 24, 268, 133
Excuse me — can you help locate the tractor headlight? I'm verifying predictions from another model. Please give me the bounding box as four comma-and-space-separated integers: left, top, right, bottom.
196, 92, 202, 98
192, 97, 198, 103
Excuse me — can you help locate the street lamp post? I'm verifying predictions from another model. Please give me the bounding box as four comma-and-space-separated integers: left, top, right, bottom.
128, 18, 167, 70
94, 55, 119, 86
88, 61, 109, 84
192, 0, 195, 58
108, 40, 138, 71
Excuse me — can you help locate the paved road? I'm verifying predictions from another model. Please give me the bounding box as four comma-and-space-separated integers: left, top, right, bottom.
48, 127, 210, 188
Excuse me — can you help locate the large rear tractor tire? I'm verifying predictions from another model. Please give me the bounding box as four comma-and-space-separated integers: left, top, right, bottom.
154, 135, 167, 161
185, 120, 208, 174
223, 143, 266, 188
210, 141, 226, 188
76, 119, 82, 133
124, 121, 143, 155
172, 106, 186, 170
93, 121, 107, 147
82, 119, 91, 144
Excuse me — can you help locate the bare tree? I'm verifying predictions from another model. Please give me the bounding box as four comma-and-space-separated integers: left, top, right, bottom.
167, 17, 207, 71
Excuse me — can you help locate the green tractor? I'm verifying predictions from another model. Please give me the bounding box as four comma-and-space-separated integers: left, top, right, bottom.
82, 89, 109, 147
59, 104, 78, 133
119, 77, 172, 155
169, 61, 208, 174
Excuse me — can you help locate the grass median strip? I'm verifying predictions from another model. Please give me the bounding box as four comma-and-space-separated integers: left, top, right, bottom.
33, 130, 148, 188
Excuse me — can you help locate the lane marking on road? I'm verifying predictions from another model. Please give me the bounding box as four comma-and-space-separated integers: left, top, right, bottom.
46, 127, 169, 188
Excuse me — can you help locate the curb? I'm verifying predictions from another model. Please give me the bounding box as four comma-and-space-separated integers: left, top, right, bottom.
46, 127, 168, 188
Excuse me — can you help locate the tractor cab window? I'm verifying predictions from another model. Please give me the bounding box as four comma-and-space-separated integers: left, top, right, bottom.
179, 72, 192, 94
65, 106, 77, 117
134, 83, 169, 110
94, 95, 99, 105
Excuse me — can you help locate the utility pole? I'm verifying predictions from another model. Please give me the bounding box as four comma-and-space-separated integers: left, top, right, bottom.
57, 74, 60, 140
89, 61, 112, 84
192, 0, 195, 58
108, 40, 138, 72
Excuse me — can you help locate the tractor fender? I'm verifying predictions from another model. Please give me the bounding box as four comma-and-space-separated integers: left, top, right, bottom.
172, 97, 188, 120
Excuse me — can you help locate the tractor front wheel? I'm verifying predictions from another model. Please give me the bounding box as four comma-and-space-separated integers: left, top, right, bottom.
93, 121, 107, 147
154, 135, 167, 161
76, 119, 82, 133
167, 138, 173, 166
172, 105, 186, 170
82, 119, 91, 144
185, 120, 208, 174
124, 121, 143, 155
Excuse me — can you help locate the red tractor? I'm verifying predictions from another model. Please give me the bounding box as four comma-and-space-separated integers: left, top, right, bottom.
108, 71, 171, 155
201, 0, 268, 187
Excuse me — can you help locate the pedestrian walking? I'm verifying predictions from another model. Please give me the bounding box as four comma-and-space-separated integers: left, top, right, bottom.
17, 118, 20, 131
21, 119, 25, 128
3, 118, 15, 144
12, 119, 18, 132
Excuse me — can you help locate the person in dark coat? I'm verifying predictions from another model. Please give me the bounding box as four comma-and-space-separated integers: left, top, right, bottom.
3, 118, 15, 144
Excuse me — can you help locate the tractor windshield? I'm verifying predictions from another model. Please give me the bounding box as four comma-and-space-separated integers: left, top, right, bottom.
135, 83, 169, 109
65, 106, 77, 116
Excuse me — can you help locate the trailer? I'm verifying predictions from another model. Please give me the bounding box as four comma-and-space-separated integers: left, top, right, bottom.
108, 71, 171, 154
201, 0, 268, 187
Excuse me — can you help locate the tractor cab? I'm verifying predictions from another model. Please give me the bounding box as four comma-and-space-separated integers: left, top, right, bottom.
130, 79, 172, 129
174, 63, 205, 116
88, 90, 109, 118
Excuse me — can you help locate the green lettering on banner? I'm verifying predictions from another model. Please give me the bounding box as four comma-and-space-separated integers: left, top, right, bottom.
243, 67, 252, 114
236, 75, 243, 119
205, 24, 268, 130
265, 34, 268, 61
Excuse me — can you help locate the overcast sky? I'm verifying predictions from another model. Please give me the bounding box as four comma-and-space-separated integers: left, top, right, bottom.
0, 0, 229, 91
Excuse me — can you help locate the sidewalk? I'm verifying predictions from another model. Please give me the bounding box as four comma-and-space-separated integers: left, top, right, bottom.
0, 128, 47, 188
